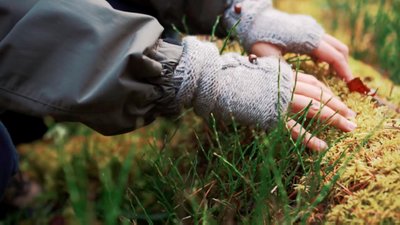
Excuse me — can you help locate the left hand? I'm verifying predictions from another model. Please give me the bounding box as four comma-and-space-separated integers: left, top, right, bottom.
251, 34, 353, 82
311, 34, 352, 82
225, 1, 352, 81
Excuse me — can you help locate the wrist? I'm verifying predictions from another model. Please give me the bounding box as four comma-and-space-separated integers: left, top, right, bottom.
173, 37, 221, 109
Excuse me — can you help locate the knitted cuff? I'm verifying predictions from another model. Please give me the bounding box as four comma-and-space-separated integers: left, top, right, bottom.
173, 37, 221, 111
224, 0, 324, 53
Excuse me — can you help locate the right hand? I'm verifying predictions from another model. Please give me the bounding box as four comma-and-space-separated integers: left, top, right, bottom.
174, 37, 293, 131
174, 37, 356, 152
287, 72, 357, 151
251, 42, 357, 151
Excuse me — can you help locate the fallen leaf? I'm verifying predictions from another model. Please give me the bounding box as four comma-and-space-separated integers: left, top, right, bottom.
347, 77, 371, 95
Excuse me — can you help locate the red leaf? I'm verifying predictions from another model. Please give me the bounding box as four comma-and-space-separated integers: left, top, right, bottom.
347, 77, 371, 95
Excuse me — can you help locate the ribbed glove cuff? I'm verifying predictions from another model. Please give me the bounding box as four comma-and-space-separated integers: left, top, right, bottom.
173, 37, 221, 116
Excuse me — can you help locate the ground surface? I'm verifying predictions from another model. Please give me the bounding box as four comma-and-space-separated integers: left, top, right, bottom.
2, 0, 400, 224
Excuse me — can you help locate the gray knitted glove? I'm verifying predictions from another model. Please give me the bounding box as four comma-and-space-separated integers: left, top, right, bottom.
224, 0, 324, 53
173, 37, 293, 130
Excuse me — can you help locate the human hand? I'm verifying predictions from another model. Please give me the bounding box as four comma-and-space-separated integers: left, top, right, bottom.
311, 34, 353, 82
224, 0, 324, 54
225, 0, 354, 82
287, 72, 357, 151
251, 42, 357, 151
174, 37, 293, 131
252, 33, 353, 81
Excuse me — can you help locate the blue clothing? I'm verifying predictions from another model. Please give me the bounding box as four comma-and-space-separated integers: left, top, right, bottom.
0, 122, 18, 199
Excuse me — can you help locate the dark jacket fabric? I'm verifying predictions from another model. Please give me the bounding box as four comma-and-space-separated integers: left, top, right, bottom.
107, 0, 227, 36
0, 122, 18, 199
0, 0, 228, 135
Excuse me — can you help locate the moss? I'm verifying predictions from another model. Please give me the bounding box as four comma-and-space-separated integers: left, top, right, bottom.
299, 58, 400, 224
327, 169, 400, 224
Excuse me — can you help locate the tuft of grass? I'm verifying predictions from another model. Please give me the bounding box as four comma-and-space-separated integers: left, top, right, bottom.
326, 0, 400, 83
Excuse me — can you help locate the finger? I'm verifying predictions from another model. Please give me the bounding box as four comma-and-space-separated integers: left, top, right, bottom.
286, 119, 328, 151
291, 94, 357, 132
322, 34, 350, 61
251, 42, 283, 57
294, 72, 334, 95
312, 41, 354, 82
294, 81, 356, 118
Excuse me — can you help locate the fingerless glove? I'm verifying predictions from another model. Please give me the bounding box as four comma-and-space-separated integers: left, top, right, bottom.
224, 0, 324, 53
173, 37, 293, 129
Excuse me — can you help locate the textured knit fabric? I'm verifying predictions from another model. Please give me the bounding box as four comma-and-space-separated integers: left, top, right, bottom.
224, 0, 324, 53
173, 37, 293, 130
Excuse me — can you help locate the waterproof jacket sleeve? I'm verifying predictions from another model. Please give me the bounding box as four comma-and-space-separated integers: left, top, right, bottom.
0, 0, 183, 135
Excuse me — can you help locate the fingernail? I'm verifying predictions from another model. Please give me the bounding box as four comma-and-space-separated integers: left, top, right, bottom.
347, 121, 357, 131
347, 110, 357, 119
318, 140, 328, 150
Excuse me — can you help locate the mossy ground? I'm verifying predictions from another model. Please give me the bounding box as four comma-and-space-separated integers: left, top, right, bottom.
299, 58, 400, 223
8, 57, 399, 224
2, 0, 400, 224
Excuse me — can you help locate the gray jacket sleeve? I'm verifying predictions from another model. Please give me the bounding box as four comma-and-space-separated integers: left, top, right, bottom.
0, 0, 183, 135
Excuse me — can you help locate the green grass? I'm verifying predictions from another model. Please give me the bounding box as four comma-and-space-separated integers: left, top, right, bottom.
326, 0, 400, 83
1, 66, 391, 224
2, 0, 400, 224
2, 110, 342, 224
2, 67, 361, 224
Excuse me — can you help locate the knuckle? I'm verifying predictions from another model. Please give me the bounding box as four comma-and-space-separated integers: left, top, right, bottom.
319, 112, 330, 121
330, 114, 343, 125
292, 125, 301, 134
306, 135, 317, 143
320, 109, 337, 122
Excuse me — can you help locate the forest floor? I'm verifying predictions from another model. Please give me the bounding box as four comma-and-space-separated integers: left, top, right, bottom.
2, 0, 400, 224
